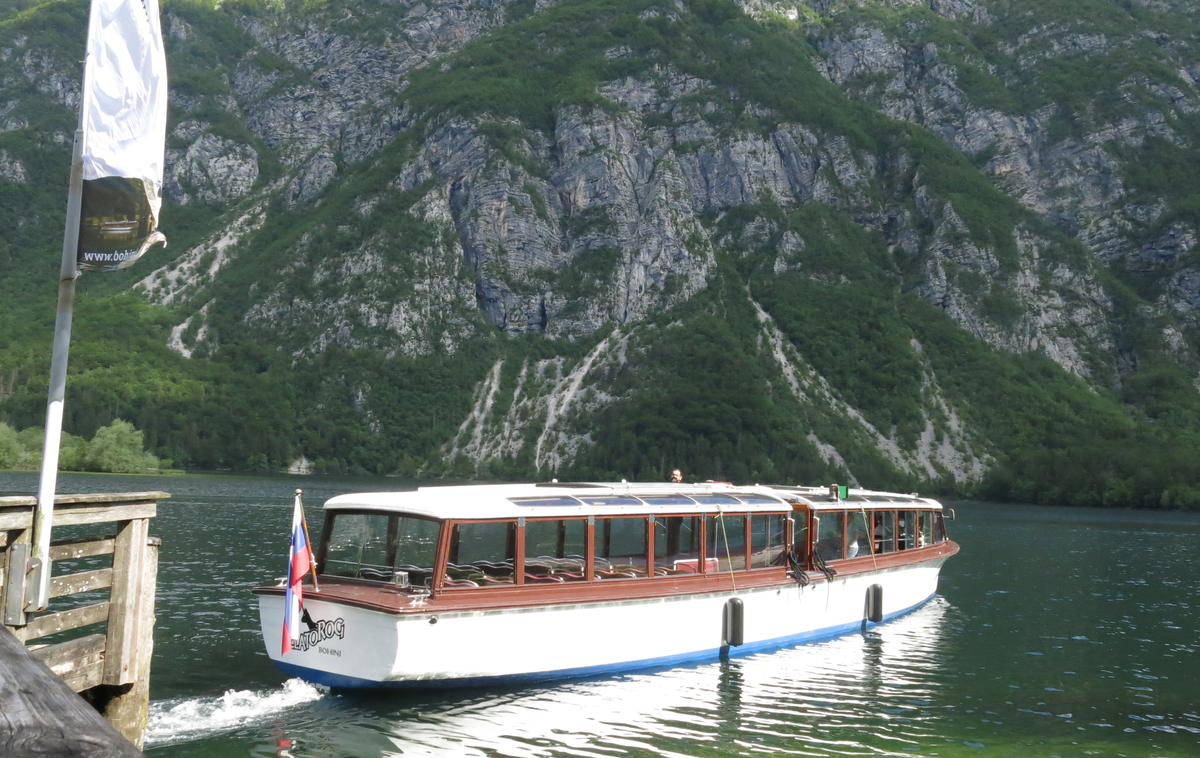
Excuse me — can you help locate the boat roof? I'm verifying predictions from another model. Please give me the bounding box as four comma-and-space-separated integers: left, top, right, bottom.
323, 482, 942, 520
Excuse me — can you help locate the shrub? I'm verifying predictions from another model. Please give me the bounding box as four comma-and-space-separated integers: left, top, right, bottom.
83, 420, 161, 474
0, 422, 20, 468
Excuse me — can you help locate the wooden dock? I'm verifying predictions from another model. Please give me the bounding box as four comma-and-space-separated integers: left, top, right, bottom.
0, 492, 166, 754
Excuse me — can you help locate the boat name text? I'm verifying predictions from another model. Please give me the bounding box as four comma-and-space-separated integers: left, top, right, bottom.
296, 617, 345, 652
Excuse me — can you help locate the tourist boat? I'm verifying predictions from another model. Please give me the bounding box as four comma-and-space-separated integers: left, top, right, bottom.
252, 482, 958, 688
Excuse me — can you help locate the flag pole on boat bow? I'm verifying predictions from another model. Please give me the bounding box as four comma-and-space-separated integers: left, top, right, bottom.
296, 489, 320, 591
28, 0, 170, 613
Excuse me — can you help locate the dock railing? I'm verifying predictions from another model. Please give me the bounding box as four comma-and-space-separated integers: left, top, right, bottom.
0, 491, 166, 749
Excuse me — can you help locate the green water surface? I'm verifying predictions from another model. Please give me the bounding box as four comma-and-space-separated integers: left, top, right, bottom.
1, 472, 1196, 758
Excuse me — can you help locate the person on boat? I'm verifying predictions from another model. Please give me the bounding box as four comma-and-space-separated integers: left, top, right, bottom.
671, 469, 683, 483
847, 529, 869, 558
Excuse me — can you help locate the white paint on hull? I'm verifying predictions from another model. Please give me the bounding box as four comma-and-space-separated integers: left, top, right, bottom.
259, 557, 947, 687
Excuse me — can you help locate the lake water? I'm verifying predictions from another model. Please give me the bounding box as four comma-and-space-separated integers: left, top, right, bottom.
1, 471, 1198, 758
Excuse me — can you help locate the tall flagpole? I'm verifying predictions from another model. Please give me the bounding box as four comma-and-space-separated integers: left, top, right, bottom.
29, 124, 85, 613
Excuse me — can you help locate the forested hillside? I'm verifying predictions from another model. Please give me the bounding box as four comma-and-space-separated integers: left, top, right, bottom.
3, 0, 1200, 507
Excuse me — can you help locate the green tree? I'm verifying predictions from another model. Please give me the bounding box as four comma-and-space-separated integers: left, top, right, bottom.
0, 422, 20, 469
83, 420, 160, 474
58, 431, 88, 471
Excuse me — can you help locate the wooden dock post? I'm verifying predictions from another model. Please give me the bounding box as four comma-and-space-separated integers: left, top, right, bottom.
0, 491, 167, 752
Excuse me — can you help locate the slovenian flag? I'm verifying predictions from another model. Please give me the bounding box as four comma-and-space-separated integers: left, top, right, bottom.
281, 496, 310, 655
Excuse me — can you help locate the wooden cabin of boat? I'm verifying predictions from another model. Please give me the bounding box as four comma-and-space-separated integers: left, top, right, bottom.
285, 483, 953, 606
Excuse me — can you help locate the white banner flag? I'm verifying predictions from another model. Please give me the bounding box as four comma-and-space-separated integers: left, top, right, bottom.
77, 0, 168, 271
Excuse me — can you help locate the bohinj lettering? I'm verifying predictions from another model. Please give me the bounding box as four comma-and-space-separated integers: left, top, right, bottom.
295, 617, 345, 652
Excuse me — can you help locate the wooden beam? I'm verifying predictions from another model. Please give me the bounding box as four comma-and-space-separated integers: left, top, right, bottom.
0, 492, 169, 508
10, 602, 110, 643
0, 510, 33, 531
30, 633, 106, 669
53, 502, 157, 528
50, 568, 113, 599
62, 658, 105, 693
53, 492, 169, 505
104, 519, 147, 686
0, 627, 144, 757
50, 536, 115, 561
0, 492, 169, 530
30, 633, 107, 684
102, 538, 158, 748
3, 536, 31, 627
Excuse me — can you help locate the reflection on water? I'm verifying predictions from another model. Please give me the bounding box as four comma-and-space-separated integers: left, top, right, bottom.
4, 473, 1200, 757
230, 599, 956, 758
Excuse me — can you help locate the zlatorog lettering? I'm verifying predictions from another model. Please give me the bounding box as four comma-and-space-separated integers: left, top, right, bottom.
295, 617, 346, 652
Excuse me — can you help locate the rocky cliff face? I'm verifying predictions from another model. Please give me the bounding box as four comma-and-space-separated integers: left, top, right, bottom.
130, 0, 1150, 479
795, 0, 1200, 382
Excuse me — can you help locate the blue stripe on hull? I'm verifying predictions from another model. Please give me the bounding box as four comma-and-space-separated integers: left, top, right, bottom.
271, 591, 937, 690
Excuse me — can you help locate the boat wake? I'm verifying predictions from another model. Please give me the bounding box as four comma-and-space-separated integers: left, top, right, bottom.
145, 678, 324, 747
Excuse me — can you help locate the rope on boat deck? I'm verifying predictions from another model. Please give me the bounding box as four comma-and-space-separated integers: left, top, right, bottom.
715, 504, 737, 593
860, 502, 879, 572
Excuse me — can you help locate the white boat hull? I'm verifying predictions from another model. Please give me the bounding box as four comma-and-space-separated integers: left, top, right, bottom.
259, 557, 948, 688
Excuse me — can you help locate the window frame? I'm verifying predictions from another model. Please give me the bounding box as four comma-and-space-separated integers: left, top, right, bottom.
317, 509, 445, 586
521, 516, 590, 585
441, 518, 519, 590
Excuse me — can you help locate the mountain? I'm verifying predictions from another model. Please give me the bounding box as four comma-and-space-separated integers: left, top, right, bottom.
2, 0, 1200, 507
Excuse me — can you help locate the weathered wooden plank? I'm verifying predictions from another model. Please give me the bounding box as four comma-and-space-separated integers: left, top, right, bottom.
0, 626, 144, 758
103, 538, 158, 749
30, 633, 106, 674
104, 520, 147, 686
0, 509, 33, 530
11, 601, 110, 643
61, 658, 106, 693
50, 536, 116, 561
54, 492, 169, 505
53, 502, 157, 527
2, 528, 30, 627
50, 568, 113, 599
0, 492, 169, 508
3, 542, 30, 627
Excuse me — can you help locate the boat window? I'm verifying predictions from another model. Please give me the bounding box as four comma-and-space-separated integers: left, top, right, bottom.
640, 495, 696, 506
322, 513, 440, 585
874, 511, 896, 554
392, 516, 441, 587
576, 496, 642, 506
509, 496, 581, 507
847, 511, 871, 559
595, 517, 649, 579
524, 519, 587, 583
446, 521, 516, 587
654, 516, 706, 574
707, 514, 747, 571
792, 513, 808, 563
920, 511, 934, 547
814, 511, 845, 562
692, 496, 740, 505
750, 514, 787, 568
323, 513, 392, 580
934, 512, 947, 543
737, 494, 783, 505
898, 511, 917, 550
